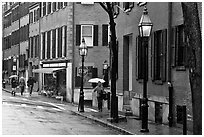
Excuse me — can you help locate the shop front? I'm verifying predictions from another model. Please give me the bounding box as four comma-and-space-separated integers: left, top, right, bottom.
33, 60, 72, 102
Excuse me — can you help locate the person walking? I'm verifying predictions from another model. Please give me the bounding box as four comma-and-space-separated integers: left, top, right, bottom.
19, 77, 25, 96
27, 77, 36, 96
93, 81, 104, 112
11, 77, 18, 96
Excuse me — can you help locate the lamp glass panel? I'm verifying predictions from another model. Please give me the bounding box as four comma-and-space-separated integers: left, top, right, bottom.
142, 26, 152, 37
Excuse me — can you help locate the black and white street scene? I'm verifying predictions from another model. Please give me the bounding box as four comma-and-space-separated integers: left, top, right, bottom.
2, 2, 202, 135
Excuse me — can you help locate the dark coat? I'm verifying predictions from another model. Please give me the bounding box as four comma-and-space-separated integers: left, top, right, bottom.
27, 77, 36, 86
11, 78, 18, 88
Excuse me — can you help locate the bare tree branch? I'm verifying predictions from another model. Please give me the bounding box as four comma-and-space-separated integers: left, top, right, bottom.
99, 2, 109, 13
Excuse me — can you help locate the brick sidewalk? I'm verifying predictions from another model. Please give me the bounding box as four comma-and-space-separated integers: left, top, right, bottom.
2, 85, 193, 135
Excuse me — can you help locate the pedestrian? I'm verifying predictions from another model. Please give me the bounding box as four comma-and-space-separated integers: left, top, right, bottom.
19, 77, 25, 96
11, 77, 18, 96
27, 77, 36, 96
93, 81, 104, 112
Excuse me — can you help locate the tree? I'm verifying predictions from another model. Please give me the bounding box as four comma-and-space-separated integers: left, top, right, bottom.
99, 2, 118, 122
181, 2, 202, 135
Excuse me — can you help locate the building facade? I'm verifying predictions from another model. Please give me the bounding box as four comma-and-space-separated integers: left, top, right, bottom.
73, 2, 110, 104
113, 2, 201, 129
2, 2, 29, 82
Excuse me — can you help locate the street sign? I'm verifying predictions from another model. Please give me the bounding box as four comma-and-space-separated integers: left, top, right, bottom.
78, 66, 88, 77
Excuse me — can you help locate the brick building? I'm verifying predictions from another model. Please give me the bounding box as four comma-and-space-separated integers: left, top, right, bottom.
2, 2, 30, 82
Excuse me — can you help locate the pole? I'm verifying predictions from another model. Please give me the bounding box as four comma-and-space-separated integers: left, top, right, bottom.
78, 55, 84, 112
140, 37, 149, 132
183, 105, 187, 135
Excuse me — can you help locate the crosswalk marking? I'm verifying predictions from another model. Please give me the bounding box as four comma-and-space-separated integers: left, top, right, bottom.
3, 102, 64, 112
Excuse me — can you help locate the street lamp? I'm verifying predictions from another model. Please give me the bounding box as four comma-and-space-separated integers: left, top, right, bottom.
78, 38, 88, 112
138, 5, 153, 132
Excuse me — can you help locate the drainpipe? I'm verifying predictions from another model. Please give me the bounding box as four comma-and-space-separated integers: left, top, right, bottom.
167, 2, 174, 127
71, 2, 75, 103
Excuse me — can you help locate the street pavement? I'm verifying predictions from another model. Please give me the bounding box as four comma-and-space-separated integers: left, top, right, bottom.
2, 84, 193, 135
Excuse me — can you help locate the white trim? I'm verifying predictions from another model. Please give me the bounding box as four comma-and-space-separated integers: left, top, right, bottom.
56, 28, 58, 58
62, 26, 65, 57
33, 36, 35, 58
50, 30, 52, 59
45, 32, 47, 59
40, 34, 43, 59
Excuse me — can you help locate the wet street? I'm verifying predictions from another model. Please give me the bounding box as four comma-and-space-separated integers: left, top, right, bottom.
2, 91, 121, 135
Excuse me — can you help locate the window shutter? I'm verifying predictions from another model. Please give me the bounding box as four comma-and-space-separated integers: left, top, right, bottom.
76, 25, 81, 46
171, 27, 176, 67
161, 29, 167, 82
151, 32, 155, 80
135, 37, 138, 79
93, 25, 98, 46
64, 26, 67, 57
102, 24, 108, 46
175, 26, 179, 66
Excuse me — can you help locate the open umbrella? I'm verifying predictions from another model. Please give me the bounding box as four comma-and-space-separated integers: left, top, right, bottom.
88, 78, 105, 83
9, 75, 18, 79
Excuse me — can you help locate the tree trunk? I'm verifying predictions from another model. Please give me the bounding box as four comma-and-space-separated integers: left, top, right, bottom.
181, 2, 202, 135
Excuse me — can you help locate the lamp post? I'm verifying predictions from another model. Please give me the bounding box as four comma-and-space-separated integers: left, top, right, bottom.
78, 38, 88, 112
138, 5, 153, 132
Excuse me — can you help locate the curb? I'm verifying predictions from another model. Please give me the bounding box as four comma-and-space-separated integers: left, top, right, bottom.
72, 111, 135, 135
3, 88, 11, 93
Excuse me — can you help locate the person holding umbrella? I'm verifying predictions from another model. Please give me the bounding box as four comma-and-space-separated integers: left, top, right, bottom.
11, 77, 18, 96
93, 81, 105, 112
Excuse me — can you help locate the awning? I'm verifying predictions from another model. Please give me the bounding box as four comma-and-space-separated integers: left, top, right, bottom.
33, 68, 65, 74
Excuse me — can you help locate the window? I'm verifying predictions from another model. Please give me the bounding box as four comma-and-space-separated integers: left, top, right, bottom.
47, 31, 51, 59
42, 32, 46, 59
47, 2, 51, 14
151, 29, 167, 82
64, 2, 68, 7
177, 25, 187, 67
58, 2, 63, 9
171, 25, 188, 69
123, 2, 134, 12
76, 24, 98, 47
52, 29, 56, 58
64, 26, 67, 57
29, 12, 33, 23
35, 35, 39, 57
30, 37, 34, 58
58, 27, 62, 57
43, 2, 46, 16
34, 10, 37, 22
52, 2, 56, 12
82, 25, 93, 46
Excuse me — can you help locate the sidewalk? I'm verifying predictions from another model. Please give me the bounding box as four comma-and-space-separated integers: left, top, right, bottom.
2, 85, 193, 135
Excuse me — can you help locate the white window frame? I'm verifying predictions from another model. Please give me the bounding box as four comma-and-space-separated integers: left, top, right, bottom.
81, 2, 94, 5
81, 25, 93, 47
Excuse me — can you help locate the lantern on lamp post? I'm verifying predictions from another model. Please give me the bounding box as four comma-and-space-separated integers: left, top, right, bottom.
78, 38, 88, 112
138, 5, 153, 132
